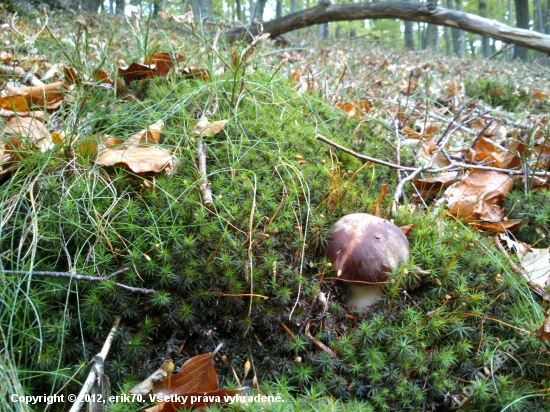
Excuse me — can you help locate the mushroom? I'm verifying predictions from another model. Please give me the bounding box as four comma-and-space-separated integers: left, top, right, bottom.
326, 213, 410, 313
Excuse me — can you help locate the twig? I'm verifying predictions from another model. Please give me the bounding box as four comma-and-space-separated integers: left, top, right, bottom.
197, 140, 213, 205
111, 282, 157, 295
0, 268, 128, 282
1, 268, 157, 294
280, 323, 296, 341
69, 315, 122, 412
493, 235, 550, 301
316, 133, 550, 177
304, 321, 338, 359
486, 44, 514, 60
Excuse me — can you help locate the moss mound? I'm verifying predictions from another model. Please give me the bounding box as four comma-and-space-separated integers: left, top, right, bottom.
1, 61, 549, 412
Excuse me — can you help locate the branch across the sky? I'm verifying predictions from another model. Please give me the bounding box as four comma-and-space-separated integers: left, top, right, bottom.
228, 1, 550, 54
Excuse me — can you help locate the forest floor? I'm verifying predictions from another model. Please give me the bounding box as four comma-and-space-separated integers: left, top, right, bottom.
2, 8, 550, 412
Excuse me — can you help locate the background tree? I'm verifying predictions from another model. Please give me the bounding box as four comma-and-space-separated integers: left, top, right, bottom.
514, 0, 530, 59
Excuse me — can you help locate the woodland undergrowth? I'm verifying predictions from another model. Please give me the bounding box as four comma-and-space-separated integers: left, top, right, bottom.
1, 8, 550, 412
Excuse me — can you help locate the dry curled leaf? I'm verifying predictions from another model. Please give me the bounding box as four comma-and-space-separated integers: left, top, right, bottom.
96, 121, 173, 173
3, 116, 53, 152
0, 81, 68, 112
193, 118, 228, 137
412, 172, 458, 200
501, 234, 550, 289
145, 52, 185, 76
144, 344, 240, 412
118, 62, 156, 82
444, 170, 513, 222
130, 359, 174, 396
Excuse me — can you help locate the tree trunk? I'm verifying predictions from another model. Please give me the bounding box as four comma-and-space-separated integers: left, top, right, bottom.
192, 0, 215, 22
514, 0, 530, 59
546, 0, 550, 34
226, 2, 550, 55
444, 25, 451, 55
534, 0, 544, 32
82, 0, 103, 13
479, 0, 491, 57
454, 0, 466, 57
403, 0, 415, 50
291, 0, 297, 14
424, 1, 438, 50
116, 0, 125, 14
235, 0, 242, 20
276, 0, 283, 19
253, 0, 267, 21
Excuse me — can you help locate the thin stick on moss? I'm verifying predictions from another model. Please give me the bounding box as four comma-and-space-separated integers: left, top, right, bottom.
0, 268, 157, 294
197, 140, 213, 205
0, 268, 129, 282
304, 321, 338, 359
69, 315, 121, 412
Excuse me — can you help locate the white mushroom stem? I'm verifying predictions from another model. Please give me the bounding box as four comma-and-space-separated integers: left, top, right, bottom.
346, 284, 384, 313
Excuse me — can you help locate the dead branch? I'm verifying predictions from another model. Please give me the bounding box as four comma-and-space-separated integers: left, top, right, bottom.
1, 268, 128, 282
227, 2, 550, 54
69, 315, 121, 412
305, 321, 338, 359
0, 268, 158, 294
197, 140, 213, 205
315, 133, 550, 177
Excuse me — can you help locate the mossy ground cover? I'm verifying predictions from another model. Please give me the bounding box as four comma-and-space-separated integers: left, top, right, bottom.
1, 11, 550, 412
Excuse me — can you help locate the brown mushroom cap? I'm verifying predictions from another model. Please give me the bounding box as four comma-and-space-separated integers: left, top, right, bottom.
326, 213, 410, 283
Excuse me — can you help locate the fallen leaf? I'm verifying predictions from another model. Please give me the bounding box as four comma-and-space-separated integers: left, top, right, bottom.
467, 220, 522, 233
0, 81, 68, 112
412, 172, 458, 200
4, 117, 53, 152
193, 118, 228, 137
501, 234, 550, 289
399, 224, 415, 236
130, 359, 174, 396
118, 62, 156, 82
471, 136, 506, 168
144, 344, 240, 412
444, 170, 513, 222
182, 67, 210, 82
145, 53, 185, 76
97, 146, 173, 173
536, 316, 550, 341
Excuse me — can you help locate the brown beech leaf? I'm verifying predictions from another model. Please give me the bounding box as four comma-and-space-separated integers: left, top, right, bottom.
145, 53, 185, 76
471, 136, 506, 168
0, 81, 68, 112
126, 120, 164, 147
412, 172, 458, 200
467, 220, 522, 233
143, 344, 240, 412
399, 224, 415, 237
536, 316, 550, 341
97, 146, 173, 173
4, 117, 53, 152
193, 118, 228, 137
130, 359, 174, 396
182, 67, 210, 82
335, 100, 370, 119
118, 62, 156, 82
444, 170, 513, 222
63, 66, 80, 85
